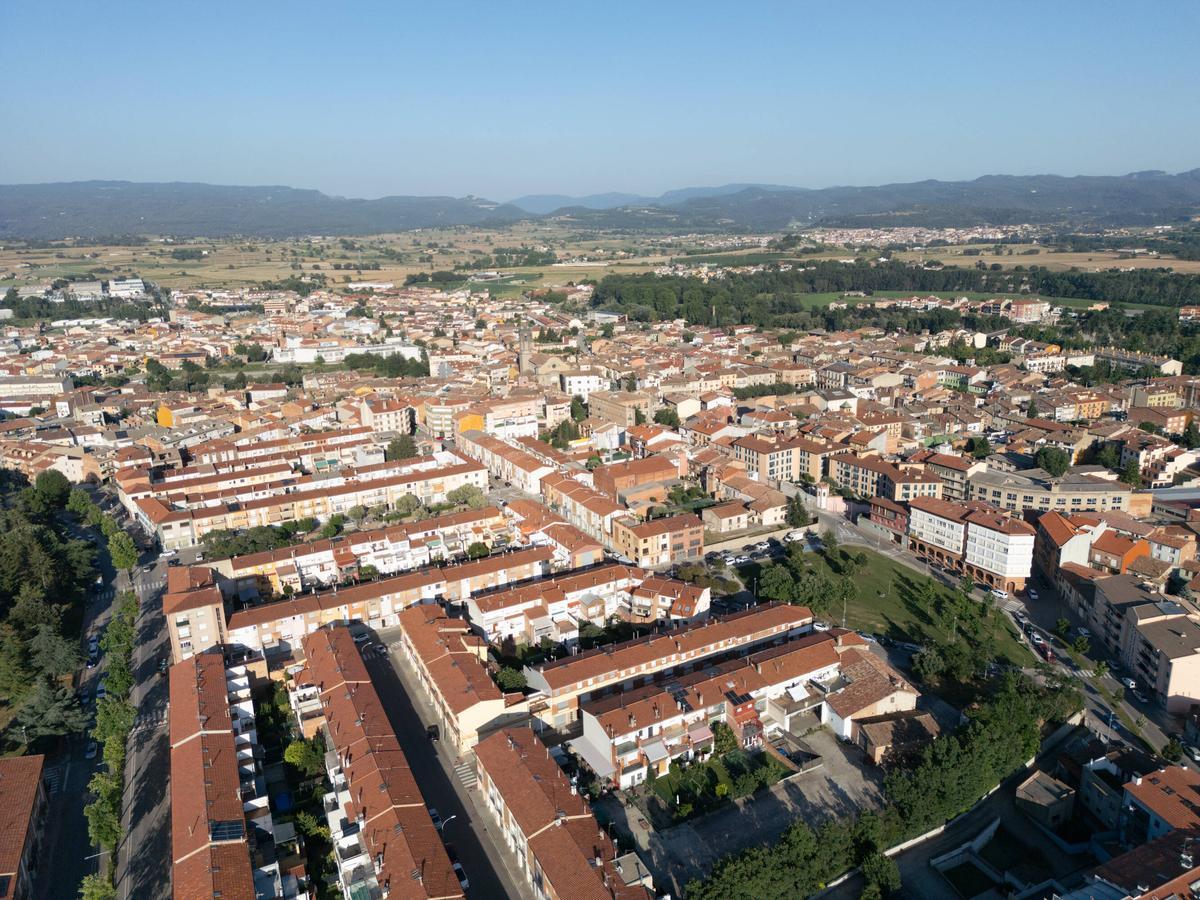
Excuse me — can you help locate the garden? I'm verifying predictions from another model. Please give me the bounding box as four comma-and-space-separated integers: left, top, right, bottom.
637, 724, 793, 827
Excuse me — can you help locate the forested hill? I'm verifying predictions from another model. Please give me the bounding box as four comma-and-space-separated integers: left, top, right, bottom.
0, 181, 527, 240
3, 170, 1199, 238
590, 260, 1200, 325
557, 170, 1200, 230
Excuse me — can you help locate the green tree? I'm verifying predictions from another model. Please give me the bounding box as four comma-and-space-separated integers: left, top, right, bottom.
79, 873, 118, 900
570, 395, 587, 421
348, 505, 368, 524
34, 469, 71, 508
634, 408, 646, 426
16, 679, 89, 741
496, 667, 527, 691
1182, 420, 1200, 450
653, 408, 681, 429
758, 565, 797, 603
385, 434, 418, 461
861, 851, 901, 897
447, 484, 487, 509
294, 809, 331, 841
1163, 738, 1185, 762
284, 738, 325, 777
466, 541, 490, 560
394, 494, 422, 518
107, 530, 138, 573
29, 623, 79, 677
785, 494, 810, 527
1035, 446, 1070, 477
1026, 399, 1039, 419
1119, 459, 1143, 487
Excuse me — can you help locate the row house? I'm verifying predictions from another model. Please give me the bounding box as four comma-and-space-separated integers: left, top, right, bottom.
474, 729, 650, 900
457, 429, 557, 495
540, 472, 624, 545
522, 603, 814, 730
213, 506, 508, 595
907, 449, 986, 502
299, 627, 463, 899
392, 605, 528, 751
169, 650, 301, 899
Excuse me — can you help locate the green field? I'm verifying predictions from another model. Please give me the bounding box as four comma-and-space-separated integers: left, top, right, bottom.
740, 546, 1032, 667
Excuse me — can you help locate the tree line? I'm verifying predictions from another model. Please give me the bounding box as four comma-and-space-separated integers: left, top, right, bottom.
590, 260, 1200, 326
687, 672, 1080, 900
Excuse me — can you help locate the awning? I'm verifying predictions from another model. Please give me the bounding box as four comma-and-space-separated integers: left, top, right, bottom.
786, 683, 809, 703
642, 739, 669, 764
688, 723, 714, 744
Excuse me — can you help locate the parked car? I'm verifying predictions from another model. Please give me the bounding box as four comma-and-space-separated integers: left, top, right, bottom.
426, 724, 440, 742
158, 656, 169, 674
1188, 744, 1200, 763
427, 807, 442, 830
1123, 677, 1138, 691
1027, 589, 1039, 601
445, 845, 469, 890
1133, 690, 1150, 704
84, 741, 99, 760
812, 621, 830, 632
352, 632, 371, 645
990, 588, 1009, 601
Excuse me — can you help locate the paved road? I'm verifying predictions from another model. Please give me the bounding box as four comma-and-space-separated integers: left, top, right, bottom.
368, 630, 531, 900
112, 557, 172, 900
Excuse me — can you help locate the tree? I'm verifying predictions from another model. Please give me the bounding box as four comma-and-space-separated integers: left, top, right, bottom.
1183, 420, 1200, 450
447, 484, 487, 509
1072, 636, 1091, 655
394, 494, 422, 518
30, 623, 79, 677
634, 408, 646, 426
758, 565, 797, 603
294, 809, 331, 841
711, 721, 737, 755
1163, 738, 1185, 763
861, 851, 901, 897
1119, 460, 1143, 487
570, 395, 587, 422
16, 679, 89, 741
284, 738, 325, 777
1093, 660, 1109, 678
34, 469, 71, 509
466, 541, 490, 560
348, 505, 368, 524
821, 529, 839, 557
786, 493, 810, 528
385, 434, 418, 461
1026, 399, 1039, 419
959, 575, 975, 596
107, 530, 138, 573
966, 436, 991, 459
496, 666, 527, 691
1035, 446, 1070, 477
653, 408, 680, 429
79, 873, 118, 900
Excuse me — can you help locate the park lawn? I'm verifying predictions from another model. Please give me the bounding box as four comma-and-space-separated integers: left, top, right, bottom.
740, 547, 1032, 668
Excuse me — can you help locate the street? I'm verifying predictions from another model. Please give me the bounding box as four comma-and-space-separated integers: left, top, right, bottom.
369, 629, 532, 900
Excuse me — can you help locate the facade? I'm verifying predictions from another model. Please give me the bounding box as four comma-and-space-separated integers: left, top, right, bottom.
907, 496, 1035, 591
968, 468, 1131, 515
610, 513, 703, 568
474, 729, 649, 900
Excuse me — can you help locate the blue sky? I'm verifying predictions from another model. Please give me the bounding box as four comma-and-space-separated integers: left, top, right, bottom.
2, 1, 1197, 200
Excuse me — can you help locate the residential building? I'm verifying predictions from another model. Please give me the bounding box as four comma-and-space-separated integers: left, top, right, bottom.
0, 755, 48, 900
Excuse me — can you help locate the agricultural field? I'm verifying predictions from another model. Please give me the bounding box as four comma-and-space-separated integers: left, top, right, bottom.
893, 242, 1200, 275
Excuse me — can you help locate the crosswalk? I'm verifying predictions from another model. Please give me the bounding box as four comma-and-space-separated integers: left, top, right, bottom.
131, 708, 168, 734
453, 756, 478, 792
43, 763, 65, 795
93, 578, 166, 603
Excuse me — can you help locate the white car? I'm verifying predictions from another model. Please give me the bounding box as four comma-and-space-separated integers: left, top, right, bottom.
1027, 589, 1039, 601
1123, 677, 1138, 691
990, 588, 1009, 601
812, 622, 830, 632
452, 862, 469, 891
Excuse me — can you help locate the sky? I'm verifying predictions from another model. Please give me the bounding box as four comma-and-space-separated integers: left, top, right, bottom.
2, 0, 1198, 201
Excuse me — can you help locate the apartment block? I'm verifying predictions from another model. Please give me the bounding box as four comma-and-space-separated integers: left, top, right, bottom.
610, 513, 703, 568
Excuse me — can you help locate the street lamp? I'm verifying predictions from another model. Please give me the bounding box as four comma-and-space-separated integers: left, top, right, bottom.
438, 814, 457, 833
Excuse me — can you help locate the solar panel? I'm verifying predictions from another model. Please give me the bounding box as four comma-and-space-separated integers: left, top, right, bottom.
209, 819, 245, 842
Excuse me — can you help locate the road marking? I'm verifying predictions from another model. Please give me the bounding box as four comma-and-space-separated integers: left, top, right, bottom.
453, 757, 478, 791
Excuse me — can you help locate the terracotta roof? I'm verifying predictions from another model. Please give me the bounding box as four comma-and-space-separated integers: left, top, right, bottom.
1125, 766, 1200, 830
0, 754, 44, 885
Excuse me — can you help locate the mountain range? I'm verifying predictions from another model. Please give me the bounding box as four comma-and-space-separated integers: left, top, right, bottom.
2, 170, 1198, 239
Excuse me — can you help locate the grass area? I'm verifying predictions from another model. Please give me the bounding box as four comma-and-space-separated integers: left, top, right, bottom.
738, 546, 1033, 668
773, 288, 1160, 312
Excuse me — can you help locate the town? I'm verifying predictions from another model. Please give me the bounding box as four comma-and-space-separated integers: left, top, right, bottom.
3, 243, 1200, 900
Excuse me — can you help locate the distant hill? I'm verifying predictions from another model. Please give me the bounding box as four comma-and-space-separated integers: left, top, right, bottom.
557, 170, 1200, 230
3, 170, 1199, 239
0, 181, 527, 240
506, 183, 796, 214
